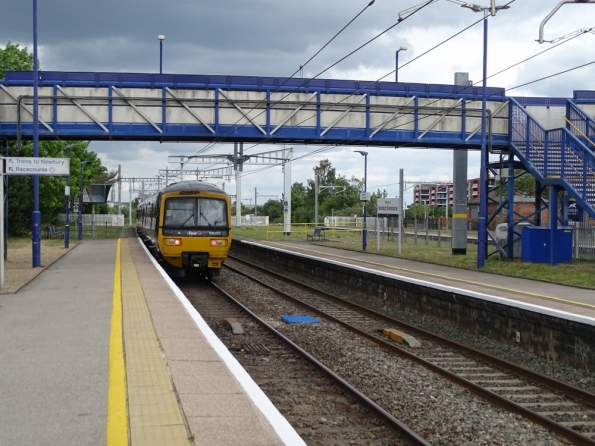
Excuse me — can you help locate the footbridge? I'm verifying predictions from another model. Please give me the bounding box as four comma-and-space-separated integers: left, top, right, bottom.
1, 71, 594, 263
0, 71, 509, 148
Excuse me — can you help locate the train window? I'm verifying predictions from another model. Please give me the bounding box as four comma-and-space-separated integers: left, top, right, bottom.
163, 197, 228, 229
149, 204, 155, 230
164, 198, 196, 228
198, 199, 227, 228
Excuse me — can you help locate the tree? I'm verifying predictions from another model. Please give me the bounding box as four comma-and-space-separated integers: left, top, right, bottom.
406, 204, 429, 219
5, 139, 100, 234
306, 159, 362, 222
0, 42, 33, 78
493, 169, 540, 198
514, 170, 539, 196
290, 182, 311, 223
1, 42, 109, 235
259, 199, 283, 223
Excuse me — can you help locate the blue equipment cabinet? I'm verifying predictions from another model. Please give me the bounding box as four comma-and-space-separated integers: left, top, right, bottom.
521, 226, 573, 263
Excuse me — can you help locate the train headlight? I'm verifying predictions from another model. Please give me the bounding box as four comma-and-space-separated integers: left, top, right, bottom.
166, 238, 182, 246
210, 239, 226, 246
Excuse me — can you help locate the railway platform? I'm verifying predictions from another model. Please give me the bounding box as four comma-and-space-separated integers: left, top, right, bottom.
0, 235, 304, 446
238, 238, 595, 320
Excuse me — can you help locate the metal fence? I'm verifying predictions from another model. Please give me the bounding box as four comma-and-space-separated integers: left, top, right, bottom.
232, 216, 269, 226
60, 214, 125, 226
571, 222, 595, 261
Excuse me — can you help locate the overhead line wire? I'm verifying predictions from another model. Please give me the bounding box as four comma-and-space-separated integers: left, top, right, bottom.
183, 0, 378, 160
237, 4, 494, 157
186, 0, 434, 161
186, 0, 591, 188
243, 23, 595, 181
242, 0, 520, 154
506, 59, 595, 92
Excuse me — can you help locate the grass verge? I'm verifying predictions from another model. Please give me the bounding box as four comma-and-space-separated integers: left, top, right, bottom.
232, 226, 595, 289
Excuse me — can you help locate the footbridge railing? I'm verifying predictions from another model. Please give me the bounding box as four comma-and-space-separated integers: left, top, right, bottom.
0, 71, 510, 149
566, 99, 595, 152
509, 98, 595, 220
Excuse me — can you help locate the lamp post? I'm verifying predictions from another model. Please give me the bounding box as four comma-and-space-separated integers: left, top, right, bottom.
395, 46, 407, 82
355, 151, 368, 251
78, 161, 91, 241
32, 0, 41, 267
453, 0, 509, 268
158, 35, 165, 74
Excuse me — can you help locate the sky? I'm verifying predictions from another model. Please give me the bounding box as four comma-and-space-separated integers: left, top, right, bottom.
1, 0, 594, 207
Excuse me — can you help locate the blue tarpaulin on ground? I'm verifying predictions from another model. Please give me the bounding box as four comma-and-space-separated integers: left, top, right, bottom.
281, 315, 320, 324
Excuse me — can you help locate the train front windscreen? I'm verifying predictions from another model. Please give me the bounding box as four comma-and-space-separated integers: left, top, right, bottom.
163, 197, 228, 230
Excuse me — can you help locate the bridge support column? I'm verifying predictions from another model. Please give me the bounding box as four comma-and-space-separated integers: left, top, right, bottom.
452, 149, 468, 255
549, 185, 561, 266
535, 180, 542, 227
506, 157, 515, 260
452, 73, 469, 255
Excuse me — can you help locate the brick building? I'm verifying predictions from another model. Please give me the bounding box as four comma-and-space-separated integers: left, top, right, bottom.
467, 193, 549, 221
413, 174, 496, 209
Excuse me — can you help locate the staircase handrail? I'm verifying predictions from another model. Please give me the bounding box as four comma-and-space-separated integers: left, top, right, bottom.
509, 98, 595, 220
563, 115, 595, 150
510, 97, 595, 165
566, 99, 595, 150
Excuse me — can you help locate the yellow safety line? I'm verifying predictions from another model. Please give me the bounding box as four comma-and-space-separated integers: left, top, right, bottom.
268, 241, 595, 310
106, 239, 128, 445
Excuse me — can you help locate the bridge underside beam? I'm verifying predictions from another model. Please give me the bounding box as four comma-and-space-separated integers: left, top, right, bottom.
0, 71, 509, 150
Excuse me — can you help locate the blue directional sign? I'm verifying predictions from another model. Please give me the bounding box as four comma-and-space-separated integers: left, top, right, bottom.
5, 157, 70, 176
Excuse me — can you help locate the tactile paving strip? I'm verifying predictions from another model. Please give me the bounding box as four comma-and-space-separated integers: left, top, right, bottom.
119, 239, 190, 446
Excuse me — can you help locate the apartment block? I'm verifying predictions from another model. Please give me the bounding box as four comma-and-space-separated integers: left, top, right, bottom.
413, 174, 495, 207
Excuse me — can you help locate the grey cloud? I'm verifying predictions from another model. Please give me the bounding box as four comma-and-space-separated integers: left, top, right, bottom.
3, 0, 593, 199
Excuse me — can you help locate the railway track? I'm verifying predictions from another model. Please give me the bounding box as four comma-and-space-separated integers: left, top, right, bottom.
178, 279, 431, 445
225, 254, 595, 446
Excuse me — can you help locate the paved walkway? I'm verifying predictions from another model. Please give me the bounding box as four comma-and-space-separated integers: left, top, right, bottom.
0, 240, 115, 446
0, 237, 304, 446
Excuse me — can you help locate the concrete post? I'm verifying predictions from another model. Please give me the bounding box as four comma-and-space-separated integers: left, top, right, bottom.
452, 72, 470, 255
314, 173, 319, 225
283, 148, 292, 235
117, 164, 121, 215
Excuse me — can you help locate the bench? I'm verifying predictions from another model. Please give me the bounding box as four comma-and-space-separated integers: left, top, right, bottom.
307, 226, 326, 241
45, 225, 64, 239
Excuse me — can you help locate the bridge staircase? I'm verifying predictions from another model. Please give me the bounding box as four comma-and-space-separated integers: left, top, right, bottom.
509, 98, 595, 221
566, 98, 595, 153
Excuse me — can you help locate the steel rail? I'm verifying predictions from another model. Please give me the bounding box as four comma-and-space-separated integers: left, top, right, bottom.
226, 256, 595, 446
209, 280, 432, 446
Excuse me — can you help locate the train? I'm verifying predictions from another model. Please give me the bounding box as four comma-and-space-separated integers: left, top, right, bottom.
136, 180, 232, 280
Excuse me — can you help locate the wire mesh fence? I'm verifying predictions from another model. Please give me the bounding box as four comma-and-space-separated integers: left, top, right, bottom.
572, 222, 595, 261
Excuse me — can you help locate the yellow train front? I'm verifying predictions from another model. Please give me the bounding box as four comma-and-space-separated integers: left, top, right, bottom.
137, 181, 232, 280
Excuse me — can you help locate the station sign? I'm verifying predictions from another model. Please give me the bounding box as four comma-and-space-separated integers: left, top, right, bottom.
377, 198, 400, 215
5, 157, 70, 176
360, 192, 371, 202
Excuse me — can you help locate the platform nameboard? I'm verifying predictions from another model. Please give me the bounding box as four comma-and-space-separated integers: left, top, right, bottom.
377, 198, 399, 215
